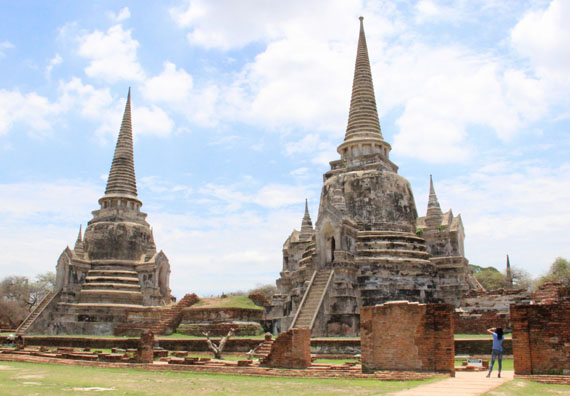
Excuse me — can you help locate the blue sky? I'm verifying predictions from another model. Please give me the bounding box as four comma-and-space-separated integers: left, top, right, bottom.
1, 0, 568, 298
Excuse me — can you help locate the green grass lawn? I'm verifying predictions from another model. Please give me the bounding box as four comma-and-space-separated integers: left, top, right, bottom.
482, 379, 570, 395
0, 361, 439, 396
194, 295, 263, 310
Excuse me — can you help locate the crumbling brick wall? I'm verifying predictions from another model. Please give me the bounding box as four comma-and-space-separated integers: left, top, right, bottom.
532, 282, 570, 305
261, 328, 311, 369
511, 303, 570, 375
361, 301, 454, 375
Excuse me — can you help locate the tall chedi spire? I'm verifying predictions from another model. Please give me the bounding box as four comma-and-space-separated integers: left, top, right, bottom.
299, 199, 314, 241
87, 88, 150, 260
105, 87, 137, 197
506, 254, 513, 289
425, 175, 443, 227
97, 88, 143, 214
337, 17, 396, 172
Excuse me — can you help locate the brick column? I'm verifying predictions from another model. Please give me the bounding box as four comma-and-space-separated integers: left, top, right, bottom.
511, 304, 532, 374
261, 328, 311, 369
360, 301, 454, 375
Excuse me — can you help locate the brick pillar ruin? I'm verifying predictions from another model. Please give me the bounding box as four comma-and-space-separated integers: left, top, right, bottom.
261, 328, 311, 369
360, 301, 455, 375
136, 329, 155, 363
511, 303, 570, 375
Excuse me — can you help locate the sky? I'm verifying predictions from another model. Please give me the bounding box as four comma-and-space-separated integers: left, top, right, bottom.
0, 0, 569, 298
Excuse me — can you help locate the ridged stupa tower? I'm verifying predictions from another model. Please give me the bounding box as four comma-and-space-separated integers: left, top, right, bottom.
17, 90, 173, 335
266, 18, 476, 336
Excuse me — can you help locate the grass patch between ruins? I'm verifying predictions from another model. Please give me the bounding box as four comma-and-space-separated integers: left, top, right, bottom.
482, 378, 570, 396
0, 361, 440, 396
193, 295, 263, 310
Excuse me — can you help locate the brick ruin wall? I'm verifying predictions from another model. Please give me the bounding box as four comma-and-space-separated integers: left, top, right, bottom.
261, 328, 311, 369
532, 282, 570, 305
176, 307, 264, 336
511, 303, 570, 375
360, 302, 455, 374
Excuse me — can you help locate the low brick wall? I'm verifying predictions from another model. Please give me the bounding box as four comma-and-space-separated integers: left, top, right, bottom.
1, 336, 261, 352
511, 302, 570, 375
0, 336, 510, 356
361, 302, 454, 375
261, 328, 311, 369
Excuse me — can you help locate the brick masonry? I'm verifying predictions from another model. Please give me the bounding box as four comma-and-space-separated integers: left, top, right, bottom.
261, 328, 311, 369
511, 302, 570, 375
360, 301, 455, 375
1, 335, 506, 356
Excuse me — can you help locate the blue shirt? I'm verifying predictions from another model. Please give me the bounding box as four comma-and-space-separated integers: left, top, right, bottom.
492, 332, 504, 351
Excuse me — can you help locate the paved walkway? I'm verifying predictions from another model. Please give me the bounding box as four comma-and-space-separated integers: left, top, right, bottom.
391, 370, 514, 396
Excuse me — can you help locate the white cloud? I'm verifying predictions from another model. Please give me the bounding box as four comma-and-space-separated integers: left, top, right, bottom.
133, 104, 174, 137
511, 0, 570, 94
108, 7, 131, 22
45, 53, 62, 78
0, 40, 14, 58
383, 44, 548, 162
415, 0, 462, 24
58, 77, 114, 118
0, 89, 61, 136
142, 61, 193, 104
198, 180, 313, 212
77, 24, 145, 82
142, 61, 218, 126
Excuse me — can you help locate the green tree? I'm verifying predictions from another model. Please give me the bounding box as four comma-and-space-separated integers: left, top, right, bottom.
474, 267, 508, 290
538, 257, 570, 287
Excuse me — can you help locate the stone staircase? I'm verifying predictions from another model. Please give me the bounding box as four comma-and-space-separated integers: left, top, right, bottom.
148, 294, 199, 335
251, 336, 275, 360
78, 264, 143, 305
291, 269, 333, 329
16, 291, 58, 335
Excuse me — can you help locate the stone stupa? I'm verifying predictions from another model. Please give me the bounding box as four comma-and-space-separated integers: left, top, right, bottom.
17, 89, 173, 335
265, 18, 478, 336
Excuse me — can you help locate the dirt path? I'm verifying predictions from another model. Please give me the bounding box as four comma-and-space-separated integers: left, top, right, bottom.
390, 370, 514, 396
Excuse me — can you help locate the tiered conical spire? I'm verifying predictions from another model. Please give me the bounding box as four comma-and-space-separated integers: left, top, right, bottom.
74, 225, 84, 254
105, 88, 137, 197
299, 199, 314, 241
344, 16, 383, 142
426, 175, 443, 227
336, 17, 394, 171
